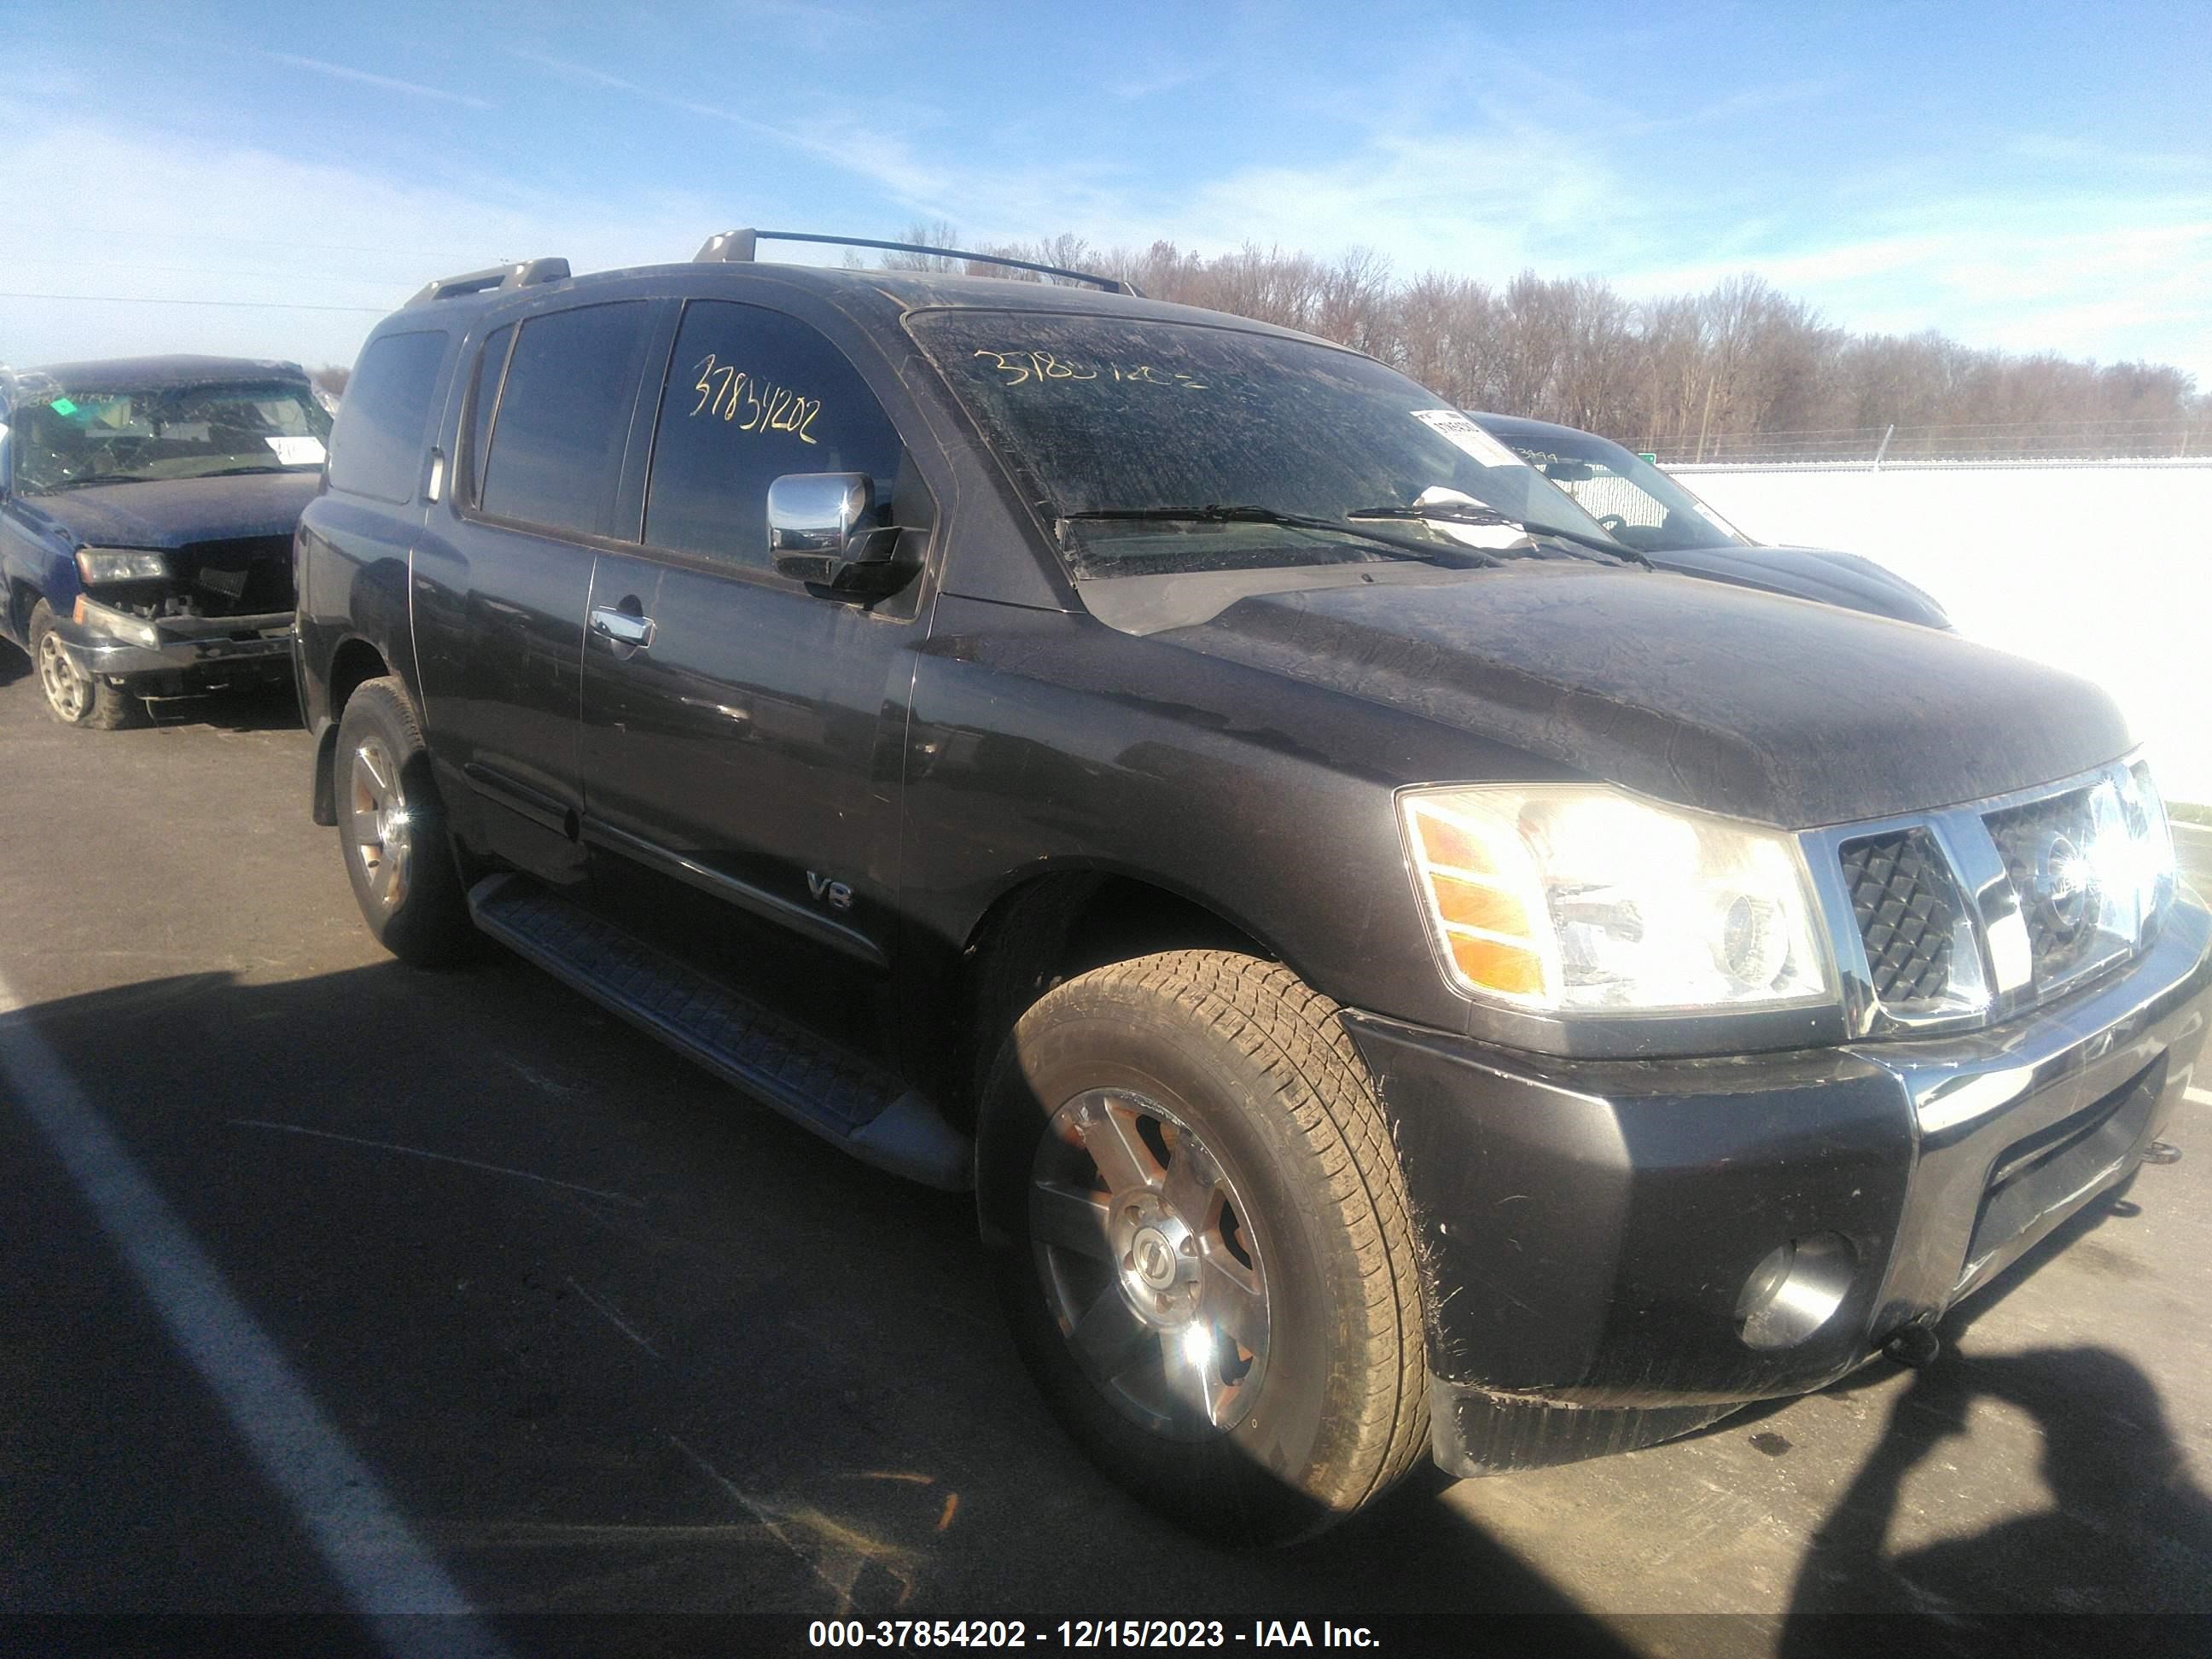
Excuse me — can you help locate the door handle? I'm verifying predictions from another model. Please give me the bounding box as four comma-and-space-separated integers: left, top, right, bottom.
590, 606, 655, 649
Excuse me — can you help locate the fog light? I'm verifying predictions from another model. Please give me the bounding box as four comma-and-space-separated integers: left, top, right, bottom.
1737, 1232, 1856, 1350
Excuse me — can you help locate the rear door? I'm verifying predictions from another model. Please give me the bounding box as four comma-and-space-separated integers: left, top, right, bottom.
410, 296, 669, 882
577, 298, 932, 1055
299, 325, 453, 719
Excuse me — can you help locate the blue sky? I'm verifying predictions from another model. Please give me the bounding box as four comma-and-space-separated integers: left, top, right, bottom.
3, 0, 2209, 385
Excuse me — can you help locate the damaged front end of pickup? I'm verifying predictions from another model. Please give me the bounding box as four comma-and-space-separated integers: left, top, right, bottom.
55, 536, 298, 701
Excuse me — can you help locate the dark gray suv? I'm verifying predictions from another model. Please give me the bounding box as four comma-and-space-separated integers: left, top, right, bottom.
294, 230, 2206, 1543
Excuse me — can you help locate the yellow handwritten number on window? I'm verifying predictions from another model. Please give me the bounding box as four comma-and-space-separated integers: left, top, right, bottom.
686, 354, 821, 443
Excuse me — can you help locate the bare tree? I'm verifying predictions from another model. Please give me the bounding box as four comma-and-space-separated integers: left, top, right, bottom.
876, 220, 968, 273
839, 225, 2199, 452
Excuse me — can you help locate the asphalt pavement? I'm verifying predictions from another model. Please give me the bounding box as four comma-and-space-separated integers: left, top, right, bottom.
2, 658, 2208, 1652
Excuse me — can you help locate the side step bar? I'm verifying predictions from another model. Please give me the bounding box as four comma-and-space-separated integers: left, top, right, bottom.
468, 873, 970, 1190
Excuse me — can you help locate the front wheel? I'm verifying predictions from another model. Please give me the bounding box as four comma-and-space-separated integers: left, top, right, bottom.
981, 951, 1430, 1545
335, 676, 476, 965
29, 601, 143, 730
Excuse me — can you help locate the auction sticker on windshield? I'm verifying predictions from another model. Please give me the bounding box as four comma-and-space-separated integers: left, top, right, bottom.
266, 435, 328, 466
1411, 409, 1527, 470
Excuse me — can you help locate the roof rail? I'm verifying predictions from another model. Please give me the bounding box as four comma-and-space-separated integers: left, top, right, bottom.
404, 258, 571, 309
692, 229, 1141, 297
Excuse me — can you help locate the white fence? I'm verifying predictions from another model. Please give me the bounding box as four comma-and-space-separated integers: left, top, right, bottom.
1673, 461, 2212, 809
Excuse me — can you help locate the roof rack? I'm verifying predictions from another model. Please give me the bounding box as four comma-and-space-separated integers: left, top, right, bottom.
404, 258, 571, 309
693, 229, 1141, 297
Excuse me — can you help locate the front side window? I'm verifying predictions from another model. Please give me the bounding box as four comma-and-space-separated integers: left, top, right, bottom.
15, 376, 335, 496
479, 301, 654, 538
329, 330, 448, 504
643, 300, 904, 570
911, 311, 1616, 579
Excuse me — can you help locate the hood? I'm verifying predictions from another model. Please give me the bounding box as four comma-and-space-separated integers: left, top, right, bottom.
18, 472, 320, 551
1646, 542, 1953, 630
1160, 563, 2129, 828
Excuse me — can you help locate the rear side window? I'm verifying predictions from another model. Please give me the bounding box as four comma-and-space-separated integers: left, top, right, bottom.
463, 323, 513, 507
644, 300, 903, 570
328, 329, 448, 504
479, 301, 653, 538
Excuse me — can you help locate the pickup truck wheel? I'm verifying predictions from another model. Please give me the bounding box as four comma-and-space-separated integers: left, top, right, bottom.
29, 601, 142, 730
336, 677, 474, 965
982, 951, 1429, 1545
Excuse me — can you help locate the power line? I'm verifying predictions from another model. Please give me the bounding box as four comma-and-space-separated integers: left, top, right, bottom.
29, 226, 492, 259
7, 256, 428, 289
0, 293, 389, 315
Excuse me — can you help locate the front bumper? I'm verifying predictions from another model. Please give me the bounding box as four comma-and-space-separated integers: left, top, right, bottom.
55, 597, 294, 691
1346, 895, 2212, 1475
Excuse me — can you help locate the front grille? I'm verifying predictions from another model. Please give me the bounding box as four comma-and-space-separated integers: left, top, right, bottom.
1983, 786, 2110, 987
175, 536, 295, 614
1819, 759, 2162, 1034
1839, 830, 1955, 1007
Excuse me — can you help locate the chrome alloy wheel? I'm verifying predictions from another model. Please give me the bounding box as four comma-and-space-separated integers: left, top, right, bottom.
36, 629, 93, 723
346, 736, 411, 914
1030, 1088, 1271, 1437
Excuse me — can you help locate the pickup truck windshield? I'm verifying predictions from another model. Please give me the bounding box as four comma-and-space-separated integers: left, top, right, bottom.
12, 381, 333, 494
1482, 422, 1751, 553
911, 312, 1615, 579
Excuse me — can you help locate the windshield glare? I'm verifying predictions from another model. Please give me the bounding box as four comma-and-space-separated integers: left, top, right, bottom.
12, 381, 332, 493
1481, 424, 1749, 553
911, 312, 1615, 578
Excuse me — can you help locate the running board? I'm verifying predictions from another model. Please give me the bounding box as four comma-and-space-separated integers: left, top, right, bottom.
467, 873, 970, 1190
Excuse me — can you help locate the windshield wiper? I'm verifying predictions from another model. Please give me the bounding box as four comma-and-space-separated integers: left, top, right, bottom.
1347, 504, 1655, 569
1056, 504, 1500, 568
196, 464, 302, 478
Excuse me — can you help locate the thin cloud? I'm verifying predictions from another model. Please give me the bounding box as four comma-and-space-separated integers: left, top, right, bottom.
502, 48, 646, 96
1111, 62, 1206, 101
2009, 134, 2210, 178
725, 0, 864, 46
1624, 78, 1836, 137
1613, 203, 2212, 379
260, 52, 494, 109
504, 47, 957, 208
0, 120, 721, 366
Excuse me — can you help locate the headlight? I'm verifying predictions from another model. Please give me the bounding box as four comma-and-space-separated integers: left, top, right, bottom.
1399, 784, 1834, 1014
2097, 760, 2177, 946
76, 547, 170, 584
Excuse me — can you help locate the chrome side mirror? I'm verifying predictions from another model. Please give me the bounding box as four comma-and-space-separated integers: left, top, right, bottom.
767, 472, 913, 597
768, 471, 870, 562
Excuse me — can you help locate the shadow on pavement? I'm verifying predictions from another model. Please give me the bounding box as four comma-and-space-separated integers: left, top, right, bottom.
1780, 1346, 2212, 1651
147, 678, 302, 733
1772, 1159, 2212, 1650
0, 965, 1635, 1639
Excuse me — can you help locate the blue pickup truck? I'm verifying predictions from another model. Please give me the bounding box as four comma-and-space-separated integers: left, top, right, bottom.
1, 355, 330, 729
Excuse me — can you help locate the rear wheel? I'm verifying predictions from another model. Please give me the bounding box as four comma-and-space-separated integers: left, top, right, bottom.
981, 951, 1429, 1544
335, 676, 476, 965
29, 601, 143, 730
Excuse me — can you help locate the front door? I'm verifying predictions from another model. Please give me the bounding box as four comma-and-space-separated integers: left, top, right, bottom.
578, 298, 930, 1058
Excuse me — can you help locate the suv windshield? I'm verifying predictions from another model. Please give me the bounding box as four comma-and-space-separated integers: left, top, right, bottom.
12, 380, 332, 494
911, 312, 1616, 578
1477, 421, 1749, 554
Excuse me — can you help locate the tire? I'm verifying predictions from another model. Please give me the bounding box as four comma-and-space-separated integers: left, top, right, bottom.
980, 950, 1429, 1545
29, 601, 143, 730
334, 676, 476, 965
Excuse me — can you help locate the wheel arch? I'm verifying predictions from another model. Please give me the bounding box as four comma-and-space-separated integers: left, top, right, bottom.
950, 862, 1289, 1145
311, 636, 394, 826
8, 578, 41, 642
